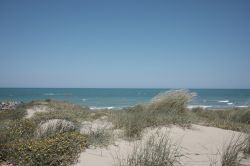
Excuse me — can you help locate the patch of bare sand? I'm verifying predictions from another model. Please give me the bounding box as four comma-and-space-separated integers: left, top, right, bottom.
25, 105, 54, 118
75, 124, 250, 166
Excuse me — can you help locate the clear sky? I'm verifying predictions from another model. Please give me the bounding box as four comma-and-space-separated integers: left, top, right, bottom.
0, 0, 250, 88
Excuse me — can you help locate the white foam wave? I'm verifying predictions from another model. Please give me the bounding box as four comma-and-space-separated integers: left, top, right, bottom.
235, 106, 248, 108
218, 100, 229, 103
227, 103, 233, 105
90, 106, 115, 110
82, 98, 87, 102
44, 93, 72, 96
44, 93, 56, 96
187, 105, 212, 109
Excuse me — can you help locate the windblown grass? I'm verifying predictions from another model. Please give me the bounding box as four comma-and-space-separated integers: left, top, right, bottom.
148, 89, 195, 113
115, 132, 181, 166
220, 134, 246, 166
192, 107, 250, 132
111, 90, 194, 139
244, 130, 250, 154
35, 119, 77, 138
87, 126, 113, 147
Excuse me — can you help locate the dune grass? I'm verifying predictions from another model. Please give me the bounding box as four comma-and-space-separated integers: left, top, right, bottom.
111, 90, 194, 139
115, 132, 181, 166
148, 89, 195, 113
35, 119, 77, 138
191, 107, 250, 132
244, 130, 250, 154
86, 126, 113, 147
220, 134, 246, 166
0, 105, 27, 121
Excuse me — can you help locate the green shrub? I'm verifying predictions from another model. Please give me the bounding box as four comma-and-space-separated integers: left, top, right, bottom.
148, 89, 195, 113
1, 132, 87, 166
116, 132, 181, 166
0, 119, 36, 145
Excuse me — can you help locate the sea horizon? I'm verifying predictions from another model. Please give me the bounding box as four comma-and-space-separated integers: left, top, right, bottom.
1, 88, 250, 110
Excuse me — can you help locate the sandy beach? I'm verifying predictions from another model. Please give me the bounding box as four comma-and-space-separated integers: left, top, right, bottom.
75, 124, 250, 166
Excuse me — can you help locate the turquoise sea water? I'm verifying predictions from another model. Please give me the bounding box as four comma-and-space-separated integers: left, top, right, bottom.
0, 88, 250, 109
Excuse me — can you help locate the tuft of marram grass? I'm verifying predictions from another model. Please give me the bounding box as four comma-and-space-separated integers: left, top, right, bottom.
148, 89, 196, 113
245, 131, 250, 154
220, 134, 246, 166
87, 126, 113, 147
115, 132, 181, 166
35, 119, 76, 138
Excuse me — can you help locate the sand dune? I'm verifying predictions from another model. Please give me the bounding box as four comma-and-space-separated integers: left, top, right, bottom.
75, 124, 250, 166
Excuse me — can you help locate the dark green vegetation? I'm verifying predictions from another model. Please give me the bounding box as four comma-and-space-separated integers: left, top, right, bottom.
0, 100, 90, 165
1, 132, 87, 166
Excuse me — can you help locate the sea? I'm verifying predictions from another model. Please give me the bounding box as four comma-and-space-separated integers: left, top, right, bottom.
0, 88, 250, 110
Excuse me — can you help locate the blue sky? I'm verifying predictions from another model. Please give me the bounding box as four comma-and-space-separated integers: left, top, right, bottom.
0, 0, 250, 88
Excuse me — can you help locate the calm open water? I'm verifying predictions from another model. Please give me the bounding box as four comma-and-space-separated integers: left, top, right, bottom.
0, 88, 250, 109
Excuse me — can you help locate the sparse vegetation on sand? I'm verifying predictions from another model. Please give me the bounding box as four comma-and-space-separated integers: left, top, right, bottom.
111, 90, 194, 139
191, 107, 250, 131
115, 132, 181, 166
1, 90, 250, 165
0, 100, 89, 165
220, 134, 246, 166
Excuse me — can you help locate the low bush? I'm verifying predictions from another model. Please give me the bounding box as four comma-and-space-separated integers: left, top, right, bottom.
1, 132, 87, 166
116, 132, 181, 166
0, 119, 36, 145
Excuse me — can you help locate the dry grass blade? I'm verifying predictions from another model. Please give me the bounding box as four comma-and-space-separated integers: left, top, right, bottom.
35, 119, 76, 138
221, 134, 246, 166
148, 89, 196, 113
115, 132, 181, 166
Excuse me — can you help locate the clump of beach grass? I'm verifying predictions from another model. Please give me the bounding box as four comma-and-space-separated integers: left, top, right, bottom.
192, 107, 250, 132
111, 90, 194, 139
244, 130, 250, 154
220, 134, 246, 166
35, 119, 77, 138
115, 132, 181, 166
87, 126, 114, 147
148, 89, 196, 113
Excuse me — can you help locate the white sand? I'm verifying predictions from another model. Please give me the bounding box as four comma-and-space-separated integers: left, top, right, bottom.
25, 105, 53, 118
75, 124, 250, 166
